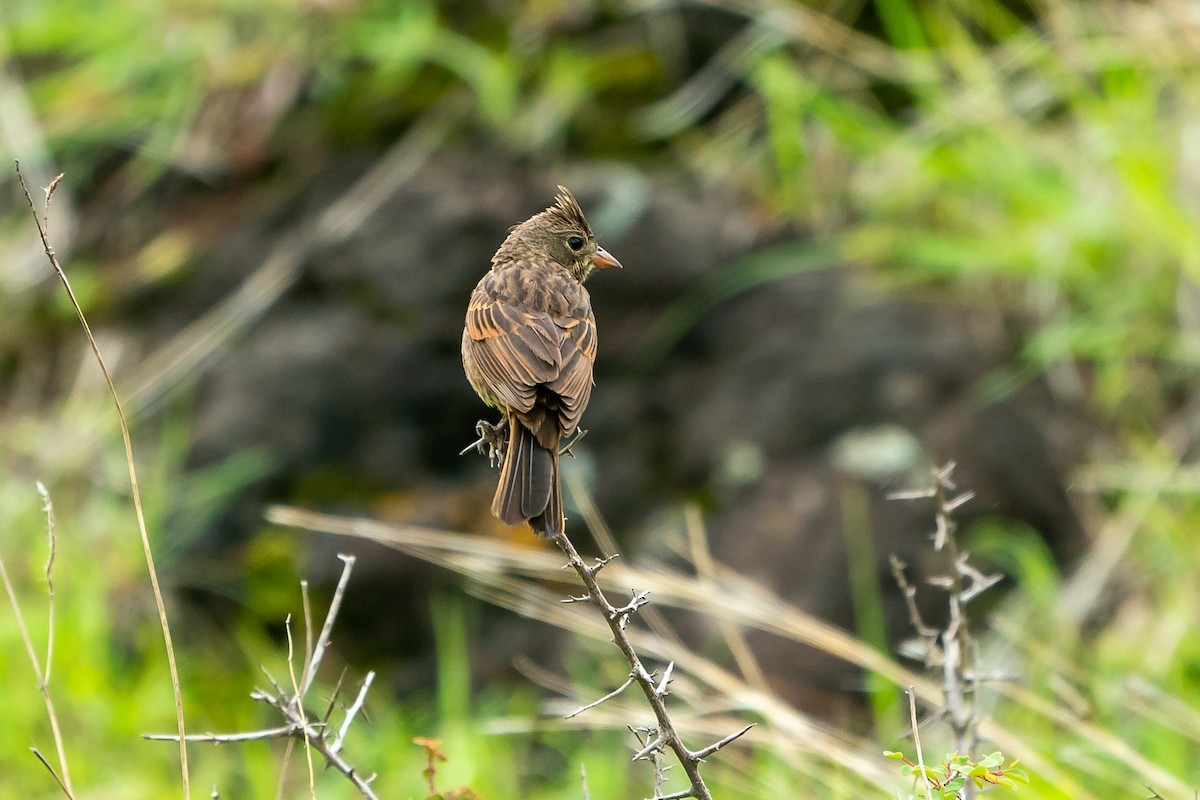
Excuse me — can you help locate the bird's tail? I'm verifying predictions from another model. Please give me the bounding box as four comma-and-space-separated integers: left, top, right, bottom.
529, 444, 563, 537
492, 413, 562, 536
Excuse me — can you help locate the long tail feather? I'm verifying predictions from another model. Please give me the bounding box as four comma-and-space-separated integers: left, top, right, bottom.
492, 414, 554, 529
529, 445, 563, 536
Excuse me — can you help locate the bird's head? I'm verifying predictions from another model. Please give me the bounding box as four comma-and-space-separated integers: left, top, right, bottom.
496, 186, 622, 282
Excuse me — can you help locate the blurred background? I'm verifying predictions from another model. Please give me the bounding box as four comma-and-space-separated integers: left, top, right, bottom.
1, 0, 1199, 796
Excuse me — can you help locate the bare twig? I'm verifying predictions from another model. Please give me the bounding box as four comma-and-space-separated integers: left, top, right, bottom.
302, 554, 356, 697
266, 506, 1140, 797
145, 556, 379, 800
566, 673, 637, 719
16, 162, 189, 797
145, 725, 296, 743
332, 672, 376, 755
689, 724, 755, 761
890, 555, 940, 665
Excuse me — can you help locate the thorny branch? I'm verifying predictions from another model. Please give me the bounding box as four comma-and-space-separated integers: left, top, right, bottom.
889, 462, 1003, 798
145, 555, 380, 800
551, 530, 753, 800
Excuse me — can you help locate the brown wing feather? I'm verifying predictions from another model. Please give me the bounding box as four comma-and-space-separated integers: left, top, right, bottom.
465, 263, 597, 437
548, 315, 597, 435
465, 291, 561, 413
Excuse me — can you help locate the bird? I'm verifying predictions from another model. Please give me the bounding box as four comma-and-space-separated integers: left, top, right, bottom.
461, 186, 621, 536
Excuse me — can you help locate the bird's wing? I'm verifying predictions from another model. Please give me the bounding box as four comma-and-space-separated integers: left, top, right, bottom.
465, 288, 561, 414
549, 313, 597, 435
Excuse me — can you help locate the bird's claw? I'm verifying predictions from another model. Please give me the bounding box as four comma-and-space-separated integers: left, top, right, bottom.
460, 419, 508, 468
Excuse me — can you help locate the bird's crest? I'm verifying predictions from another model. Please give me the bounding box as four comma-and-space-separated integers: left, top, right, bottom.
544, 186, 591, 233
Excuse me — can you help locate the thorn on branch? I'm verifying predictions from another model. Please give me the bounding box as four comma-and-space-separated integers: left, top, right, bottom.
655, 662, 675, 698
934, 461, 958, 489
611, 590, 651, 629
687, 724, 755, 762
943, 491, 975, 514
559, 427, 588, 458
259, 665, 288, 698
331, 671, 375, 755
886, 488, 936, 500
566, 672, 636, 719
631, 728, 666, 762
957, 556, 1003, 603
653, 790, 696, 800
321, 667, 349, 726
585, 552, 619, 577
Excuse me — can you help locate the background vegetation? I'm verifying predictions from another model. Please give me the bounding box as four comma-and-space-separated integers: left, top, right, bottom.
2, 0, 1200, 797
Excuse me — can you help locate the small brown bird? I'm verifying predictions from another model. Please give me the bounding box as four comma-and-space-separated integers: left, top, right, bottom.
461, 187, 621, 536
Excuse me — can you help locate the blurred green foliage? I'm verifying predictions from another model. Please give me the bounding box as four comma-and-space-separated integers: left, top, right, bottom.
4, 0, 1200, 797
7, 0, 1200, 420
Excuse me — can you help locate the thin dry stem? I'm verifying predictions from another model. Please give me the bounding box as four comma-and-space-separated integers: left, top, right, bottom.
683, 505, 767, 690
284, 615, 317, 799
908, 688, 934, 800
275, 738, 296, 800
30, 748, 72, 799
0, 485, 74, 797
16, 162, 189, 797
36, 482, 56, 684
300, 580, 314, 692
267, 507, 1127, 797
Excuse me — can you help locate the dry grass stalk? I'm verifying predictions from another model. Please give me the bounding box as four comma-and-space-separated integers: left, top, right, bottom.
268, 504, 1119, 798
16, 163, 189, 797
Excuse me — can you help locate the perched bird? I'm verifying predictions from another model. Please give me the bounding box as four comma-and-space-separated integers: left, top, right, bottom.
461, 187, 621, 536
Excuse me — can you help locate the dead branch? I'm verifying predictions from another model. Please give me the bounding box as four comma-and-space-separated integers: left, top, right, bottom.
144, 555, 379, 800
551, 529, 753, 799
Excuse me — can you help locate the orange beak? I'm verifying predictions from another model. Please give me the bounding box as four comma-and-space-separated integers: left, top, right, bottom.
591, 246, 622, 269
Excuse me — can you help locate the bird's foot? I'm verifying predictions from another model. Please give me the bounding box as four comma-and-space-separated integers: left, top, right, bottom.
559, 428, 588, 459
460, 419, 508, 468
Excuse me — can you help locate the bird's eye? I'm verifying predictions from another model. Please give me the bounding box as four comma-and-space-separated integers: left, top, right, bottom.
567, 235, 585, 251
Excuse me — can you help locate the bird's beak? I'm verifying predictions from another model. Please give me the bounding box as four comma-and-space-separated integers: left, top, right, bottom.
591, 246, 623, 269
